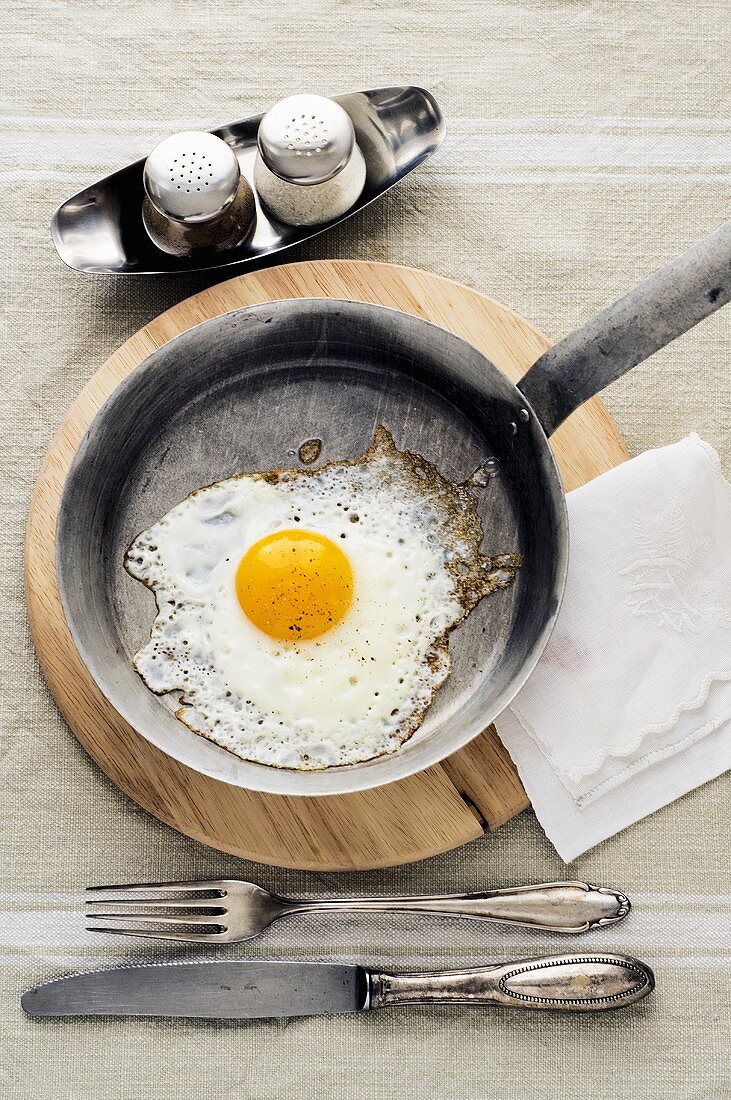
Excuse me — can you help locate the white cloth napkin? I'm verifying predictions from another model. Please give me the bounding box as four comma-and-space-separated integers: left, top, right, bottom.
494, 434, 731, 861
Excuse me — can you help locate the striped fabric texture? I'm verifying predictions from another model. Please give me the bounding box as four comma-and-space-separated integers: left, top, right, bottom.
1, 1, 729, 1097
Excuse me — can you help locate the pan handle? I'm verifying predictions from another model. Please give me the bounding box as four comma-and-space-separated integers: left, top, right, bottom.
518, 221, 731, 438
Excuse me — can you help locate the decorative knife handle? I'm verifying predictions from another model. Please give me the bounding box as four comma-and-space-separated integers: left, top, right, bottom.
369, 953, 654, 1013
290, 881, 630, 933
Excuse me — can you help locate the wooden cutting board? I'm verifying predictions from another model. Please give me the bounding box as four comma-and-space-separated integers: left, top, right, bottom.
25, 259, 628, 871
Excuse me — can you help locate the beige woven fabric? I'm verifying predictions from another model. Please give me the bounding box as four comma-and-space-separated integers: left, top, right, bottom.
1, 1, 729, 1097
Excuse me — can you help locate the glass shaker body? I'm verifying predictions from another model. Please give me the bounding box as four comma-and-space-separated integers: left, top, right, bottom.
143, 131, 255, 256
254, 95, 367, 227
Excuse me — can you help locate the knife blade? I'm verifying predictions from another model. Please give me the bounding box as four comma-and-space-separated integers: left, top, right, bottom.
21, 961, 368, 1019
21, 953, 655, 1019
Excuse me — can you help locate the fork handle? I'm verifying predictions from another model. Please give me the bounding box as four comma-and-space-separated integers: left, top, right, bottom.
368, 953, 654, 1012
285, 881, 629, 934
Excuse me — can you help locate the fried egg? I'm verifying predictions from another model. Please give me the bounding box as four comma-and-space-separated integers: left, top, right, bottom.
125, 428, 520, 770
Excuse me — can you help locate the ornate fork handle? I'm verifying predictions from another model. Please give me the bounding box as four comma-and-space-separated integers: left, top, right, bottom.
282, 881, 630, 934
369, 952, 654, 1013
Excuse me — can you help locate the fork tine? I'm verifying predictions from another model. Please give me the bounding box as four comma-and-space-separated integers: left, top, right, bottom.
86, 879, 227, 894
86, 896, 227, 911
84, 911, 226, 927
86, 925, 224, 943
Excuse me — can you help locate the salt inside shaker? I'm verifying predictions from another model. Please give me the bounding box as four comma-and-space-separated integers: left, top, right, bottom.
142, 131, 256, 256
254, 95, 366, 227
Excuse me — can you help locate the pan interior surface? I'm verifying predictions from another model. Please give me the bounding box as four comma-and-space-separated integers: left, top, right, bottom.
56, 300, 566, 795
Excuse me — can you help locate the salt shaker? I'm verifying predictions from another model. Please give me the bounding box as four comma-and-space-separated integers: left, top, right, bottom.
254, 95, 366, 227
142, 131, 256, 256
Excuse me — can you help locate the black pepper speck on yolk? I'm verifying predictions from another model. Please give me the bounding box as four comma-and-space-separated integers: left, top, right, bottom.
235, 529, 354, 641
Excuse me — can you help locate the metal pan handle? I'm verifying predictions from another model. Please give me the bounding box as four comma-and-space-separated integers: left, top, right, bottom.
518, 221, 731, 437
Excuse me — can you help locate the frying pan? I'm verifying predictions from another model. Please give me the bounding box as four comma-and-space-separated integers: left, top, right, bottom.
57, 223, 730, 796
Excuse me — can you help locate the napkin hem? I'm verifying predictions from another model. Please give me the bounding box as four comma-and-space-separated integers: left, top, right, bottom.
495, 707, 731, 862
506, 671, 731, 806
510, 667, 731, 797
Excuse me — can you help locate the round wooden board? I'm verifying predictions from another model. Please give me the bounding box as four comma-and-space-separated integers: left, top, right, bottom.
25, 260, 628, 871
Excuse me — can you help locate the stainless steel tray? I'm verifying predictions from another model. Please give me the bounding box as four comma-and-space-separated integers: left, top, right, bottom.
51, 86, 445, 276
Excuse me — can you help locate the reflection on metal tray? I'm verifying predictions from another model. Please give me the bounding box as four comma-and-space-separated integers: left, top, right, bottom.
51, 86, 445, 276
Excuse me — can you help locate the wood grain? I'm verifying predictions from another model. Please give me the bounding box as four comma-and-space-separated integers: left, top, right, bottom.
25, 260, 628, 870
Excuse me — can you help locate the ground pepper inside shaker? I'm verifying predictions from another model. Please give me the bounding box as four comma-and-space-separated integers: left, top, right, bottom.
253, 95, 366, 227
142, 131, 256, 256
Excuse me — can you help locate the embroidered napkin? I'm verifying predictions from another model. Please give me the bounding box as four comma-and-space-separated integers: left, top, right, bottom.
494, 434, 731, 861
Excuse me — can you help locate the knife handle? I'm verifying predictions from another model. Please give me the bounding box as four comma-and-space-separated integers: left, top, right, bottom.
369, 953, 654, 1013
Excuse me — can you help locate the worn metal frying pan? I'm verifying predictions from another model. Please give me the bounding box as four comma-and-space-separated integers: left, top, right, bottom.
57, 224, 730, 796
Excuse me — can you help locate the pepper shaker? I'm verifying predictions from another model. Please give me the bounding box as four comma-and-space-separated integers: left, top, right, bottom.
254, 95, 367, 227
142, 131, 256, 256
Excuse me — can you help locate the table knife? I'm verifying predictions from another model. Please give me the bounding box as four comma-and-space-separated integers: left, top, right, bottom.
22, 953, 654, 1018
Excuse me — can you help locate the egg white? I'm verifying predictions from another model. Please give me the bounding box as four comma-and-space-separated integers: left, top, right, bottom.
126, 429, 520, 769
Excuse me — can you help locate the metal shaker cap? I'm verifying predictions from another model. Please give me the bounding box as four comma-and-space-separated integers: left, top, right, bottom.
144, 132, 241, 224
257, 95, 355, 185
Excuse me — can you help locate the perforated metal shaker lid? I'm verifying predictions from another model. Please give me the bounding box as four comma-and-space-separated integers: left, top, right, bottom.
144, 132, 241, 223
257, 95, 356, 185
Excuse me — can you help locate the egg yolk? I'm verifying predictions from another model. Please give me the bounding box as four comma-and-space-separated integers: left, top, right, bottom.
236, 529, 354, 641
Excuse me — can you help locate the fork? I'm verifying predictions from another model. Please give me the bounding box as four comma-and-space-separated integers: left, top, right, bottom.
85, 878, 630, 943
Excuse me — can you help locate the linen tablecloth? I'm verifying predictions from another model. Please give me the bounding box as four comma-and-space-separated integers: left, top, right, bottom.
1, 2, 729, 1097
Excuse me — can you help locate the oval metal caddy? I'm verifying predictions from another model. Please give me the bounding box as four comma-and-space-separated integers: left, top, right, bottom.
56, 222, 731, 797
51, 86, 444, 275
